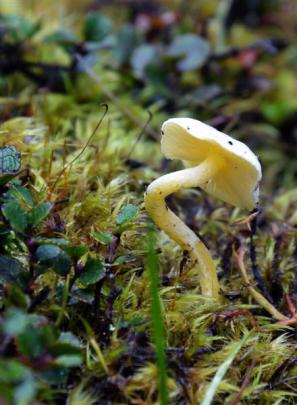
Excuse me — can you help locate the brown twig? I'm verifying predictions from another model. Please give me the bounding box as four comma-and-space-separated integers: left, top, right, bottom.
278, 295, 297, 325
234, 246, 288, 321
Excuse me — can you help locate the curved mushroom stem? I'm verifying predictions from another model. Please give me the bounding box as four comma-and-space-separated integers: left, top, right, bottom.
144, 157, 223, 300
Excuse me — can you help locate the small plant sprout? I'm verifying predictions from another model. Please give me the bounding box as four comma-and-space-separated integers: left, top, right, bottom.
144, 118, 262, 300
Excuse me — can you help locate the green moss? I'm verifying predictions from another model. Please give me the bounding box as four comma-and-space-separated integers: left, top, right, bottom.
0, 1, 297, 403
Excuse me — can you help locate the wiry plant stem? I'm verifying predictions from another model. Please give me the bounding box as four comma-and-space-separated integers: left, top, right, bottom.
235, 247, 288, 321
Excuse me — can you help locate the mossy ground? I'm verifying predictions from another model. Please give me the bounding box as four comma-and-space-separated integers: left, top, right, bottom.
0, 1, 297, 404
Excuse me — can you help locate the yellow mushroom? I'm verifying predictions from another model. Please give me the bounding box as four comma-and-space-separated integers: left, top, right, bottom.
144, 117, 262, 300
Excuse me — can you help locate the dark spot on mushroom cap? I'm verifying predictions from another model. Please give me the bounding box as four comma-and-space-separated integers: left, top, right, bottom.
228, 141, 233, 145
187, 127, 190, 130
161, 130, 164, 135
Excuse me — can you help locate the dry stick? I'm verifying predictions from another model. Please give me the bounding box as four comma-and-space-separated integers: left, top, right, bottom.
234, 246, 288, 321
126, 110, 153, 159
76, 55, 159, 140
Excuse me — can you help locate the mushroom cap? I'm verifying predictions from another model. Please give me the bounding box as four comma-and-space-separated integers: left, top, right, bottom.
161, 117, 262, 210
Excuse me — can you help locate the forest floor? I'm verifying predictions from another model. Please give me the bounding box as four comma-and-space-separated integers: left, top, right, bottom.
0, 1, 297, 404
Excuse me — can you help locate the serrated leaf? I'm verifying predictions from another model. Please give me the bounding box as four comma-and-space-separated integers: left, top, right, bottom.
116, 204, 137, 225
5, 185, 34, 206
78, 257, 105, 286
30, 202, 52, 227
2, 201, 28, 233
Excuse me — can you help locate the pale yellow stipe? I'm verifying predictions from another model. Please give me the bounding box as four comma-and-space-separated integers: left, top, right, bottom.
144, 157, 224, 300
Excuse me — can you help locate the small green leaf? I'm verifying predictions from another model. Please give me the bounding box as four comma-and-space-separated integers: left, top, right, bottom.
44, 30, 78, 51
40, 367, 69, 385
83, 13, 112, 42
116, 204, 137, 225
0, 173, 15, 186
113, 24, 140, 65
0, 256, 23, 284
2, 201, 28, 233
64, 245, 88, 259
131, 44, 159, 79
5, 185, 34, 206
14, 374, 36, 405
6, 285, 29, 308
35, 245, 71, 276
70, 288, 94, 304
0, 14, 41, 41
35, 245, 61, 261
17, 327, 46, 358
55, 354, 82, 367
3, 308, 29, 336
113, 254, 135, 265
35, 237, 69, 246
0, 359, 30, 383
58, 332, 82, 348
78, 257, 105, 286
18, 324, 57, 358
29, 202, 52, 227
167, 34, 210, 71
52, 250, 72, 276
91, 231, 113, 245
